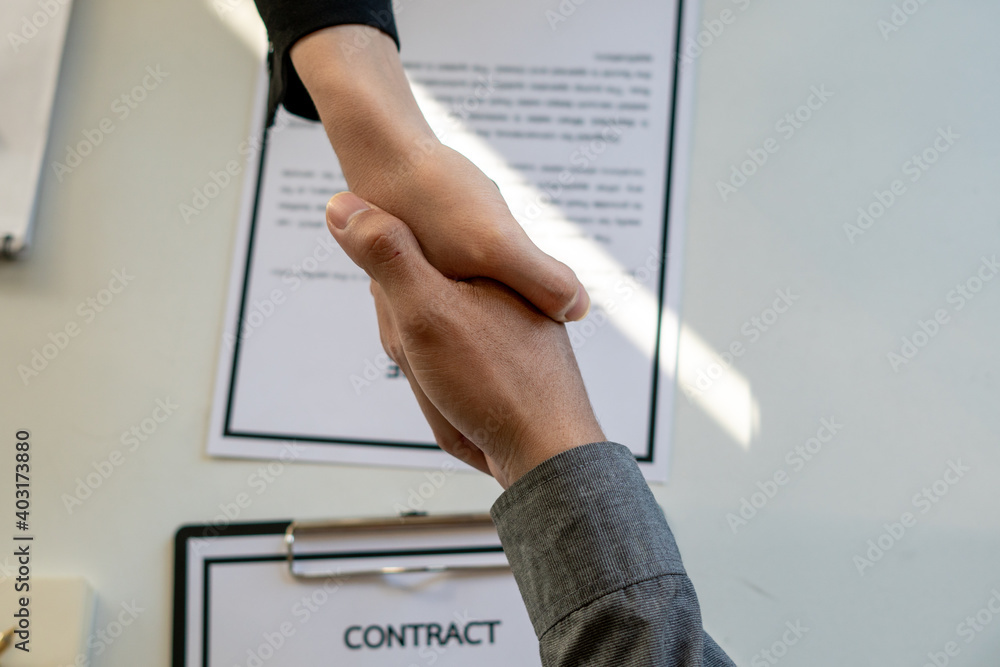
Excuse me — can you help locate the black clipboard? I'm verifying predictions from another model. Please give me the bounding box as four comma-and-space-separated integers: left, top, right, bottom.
172, 515, 536, 667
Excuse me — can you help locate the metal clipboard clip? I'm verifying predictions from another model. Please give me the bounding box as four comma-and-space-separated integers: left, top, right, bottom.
284, 512, 511, 581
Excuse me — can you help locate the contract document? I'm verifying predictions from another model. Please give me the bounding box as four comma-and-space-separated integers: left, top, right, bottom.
208, 0, 698, 481
174, 516, 539, 667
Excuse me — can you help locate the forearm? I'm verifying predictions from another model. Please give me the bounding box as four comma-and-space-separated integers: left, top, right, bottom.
492, 443, 735, 666
290, 26, 443, 192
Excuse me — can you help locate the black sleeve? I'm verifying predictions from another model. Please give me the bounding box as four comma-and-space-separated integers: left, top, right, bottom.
252, 0, 400, 124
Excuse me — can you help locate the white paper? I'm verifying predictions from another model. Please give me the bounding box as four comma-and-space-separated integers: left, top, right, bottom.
209, 0, 699, 480
180, 523, 539, 667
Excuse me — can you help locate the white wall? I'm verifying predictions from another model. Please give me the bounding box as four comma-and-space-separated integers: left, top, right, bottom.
1, 0, 998, 665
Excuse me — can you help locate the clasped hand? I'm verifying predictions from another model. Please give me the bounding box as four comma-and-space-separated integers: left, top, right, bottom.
326, 193, 605, 488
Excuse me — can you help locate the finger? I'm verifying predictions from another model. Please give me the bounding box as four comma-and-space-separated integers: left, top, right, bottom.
327, 191, 450, 302
371, 283, 491, 475
370, 279, 406, 372
411, 381, 493, 475
490, 235, 590, 322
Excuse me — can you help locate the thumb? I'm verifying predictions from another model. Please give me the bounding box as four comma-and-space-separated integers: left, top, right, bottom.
491, 239, 590, 322
326, 191, 442, 299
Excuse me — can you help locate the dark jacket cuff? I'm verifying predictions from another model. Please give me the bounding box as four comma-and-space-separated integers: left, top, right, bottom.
490, 442, 686, 637
253, 0, 400, 124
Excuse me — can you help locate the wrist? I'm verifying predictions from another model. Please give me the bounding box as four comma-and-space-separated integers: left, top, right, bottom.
290, 26, 440, 187
494, 421, 606, 489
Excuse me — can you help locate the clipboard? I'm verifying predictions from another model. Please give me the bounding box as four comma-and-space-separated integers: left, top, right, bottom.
172, 514, 541, 667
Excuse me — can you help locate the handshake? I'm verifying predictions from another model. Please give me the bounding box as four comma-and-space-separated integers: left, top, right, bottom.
292, 24, 604, 488
325, 190, 605, 489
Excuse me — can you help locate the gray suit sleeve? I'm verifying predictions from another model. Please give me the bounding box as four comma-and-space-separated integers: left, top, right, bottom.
490, 442, 734, 666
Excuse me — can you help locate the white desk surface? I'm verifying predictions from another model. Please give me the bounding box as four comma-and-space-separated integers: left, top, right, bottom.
2, 0, 999, 664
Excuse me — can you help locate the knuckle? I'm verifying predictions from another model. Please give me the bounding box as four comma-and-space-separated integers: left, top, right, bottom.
458, 223, 509, 273
542, 260, 579, 305
385, 341, 405, 366
378, 328, 404, 365
474, 226, 508, 265
489, 228, 579, 308
398, 295, 451, 346
358, 215, 407, 272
